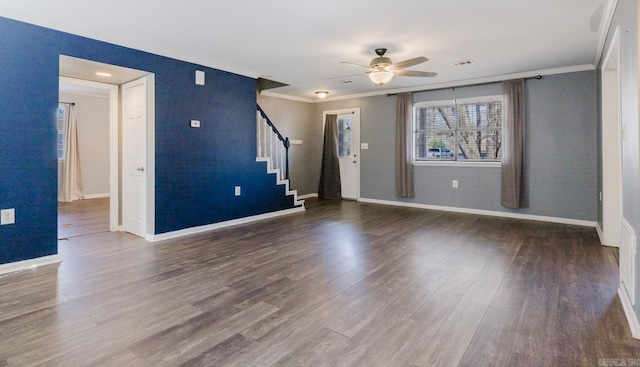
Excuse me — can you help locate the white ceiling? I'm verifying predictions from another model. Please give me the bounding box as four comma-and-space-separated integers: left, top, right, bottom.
1, 0, 614, 101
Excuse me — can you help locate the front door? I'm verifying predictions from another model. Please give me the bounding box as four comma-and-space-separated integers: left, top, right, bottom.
336, 110, 360, 200
122, 77, 147, 237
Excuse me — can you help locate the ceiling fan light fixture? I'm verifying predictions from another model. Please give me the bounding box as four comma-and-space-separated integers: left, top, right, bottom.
368, 70, 394, 86
315, 91, 329, 98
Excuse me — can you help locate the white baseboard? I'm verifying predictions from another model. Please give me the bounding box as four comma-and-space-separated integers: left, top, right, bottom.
83, 193, 110, 199
596, 223, 604, 244
298, 193, 318, 200
0, 254, 62, 276
619, 287, 640, 339
147, 206, 306, 242
358, 197, 597, 227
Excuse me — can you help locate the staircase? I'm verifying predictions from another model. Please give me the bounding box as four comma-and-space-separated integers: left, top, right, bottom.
256, 105, 304, 207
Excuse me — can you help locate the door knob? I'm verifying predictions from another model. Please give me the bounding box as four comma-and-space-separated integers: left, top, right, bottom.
352, 160, 357, 164
137, 166, 145, 172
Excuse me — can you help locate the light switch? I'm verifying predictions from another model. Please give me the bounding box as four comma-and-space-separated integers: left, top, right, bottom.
361, 143, 369, 149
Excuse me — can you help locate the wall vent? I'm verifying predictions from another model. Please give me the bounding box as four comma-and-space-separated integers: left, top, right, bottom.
451, 60, 475, 66
621, 218, 637, 305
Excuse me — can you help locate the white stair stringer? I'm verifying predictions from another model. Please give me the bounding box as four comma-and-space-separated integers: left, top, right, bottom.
256, 157, 305, 207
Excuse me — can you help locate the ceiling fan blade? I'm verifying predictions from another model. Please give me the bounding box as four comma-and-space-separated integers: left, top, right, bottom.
393, 56, 428, 69
327, 73, 364, 80
340, 61, 373, 70
395, 70, 437, 78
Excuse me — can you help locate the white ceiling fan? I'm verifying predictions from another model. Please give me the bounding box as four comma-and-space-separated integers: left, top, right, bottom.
334, 48, 437, 86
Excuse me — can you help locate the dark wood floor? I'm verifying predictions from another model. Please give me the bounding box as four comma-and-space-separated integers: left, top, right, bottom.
58, 197, 110, 240
2, 198, 640, 366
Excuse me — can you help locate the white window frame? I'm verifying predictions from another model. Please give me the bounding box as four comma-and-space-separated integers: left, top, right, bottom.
413, 95, 503, 168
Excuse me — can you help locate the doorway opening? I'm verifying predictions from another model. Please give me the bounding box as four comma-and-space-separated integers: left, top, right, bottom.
57, 55, 154, 240
322, 108, 361, 200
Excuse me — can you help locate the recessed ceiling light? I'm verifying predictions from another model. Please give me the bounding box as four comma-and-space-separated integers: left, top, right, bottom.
451, 60, 474, 66
96, 72, 112, 77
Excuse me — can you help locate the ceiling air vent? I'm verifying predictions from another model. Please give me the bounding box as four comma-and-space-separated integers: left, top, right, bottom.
451, 60, 474, 66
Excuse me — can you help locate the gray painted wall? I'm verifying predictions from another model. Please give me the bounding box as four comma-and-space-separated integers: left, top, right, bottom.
59, 91, 110, 197
600, 0, 640, 318
314, 71, 598, 221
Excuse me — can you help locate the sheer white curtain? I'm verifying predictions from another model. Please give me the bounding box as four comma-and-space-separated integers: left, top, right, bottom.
58, 103, 84, 202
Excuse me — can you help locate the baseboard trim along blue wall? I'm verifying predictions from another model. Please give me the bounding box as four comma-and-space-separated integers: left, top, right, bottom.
0, 16, 298, 265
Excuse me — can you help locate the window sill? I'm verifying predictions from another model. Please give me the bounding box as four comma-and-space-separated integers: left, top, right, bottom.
413, 160, 502, 168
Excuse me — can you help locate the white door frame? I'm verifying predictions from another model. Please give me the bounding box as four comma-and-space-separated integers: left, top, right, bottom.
600, 25, 622, 247
58, 74, 155, 238
59, 76, 120, 232
322, 108, 361, 200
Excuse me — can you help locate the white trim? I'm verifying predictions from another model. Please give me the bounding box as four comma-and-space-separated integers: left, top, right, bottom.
147, 207, 305, 242
413, 160, 502, 168
260, 90, 314, 103
298, 193, 318, 200
309, 64, 595, 102
83, 193, 110, 199
0, 255, 62, 276
146, 75, 156, 236
256, 157, 305, 206
262, 65, 595, 103
619, 287, 640, 339
358, 197, 597, 227
59, 90, 110, 99
594, 0, 620, 67
414, 95, 502, 108
601, 26, 622, 249
596, 222, 605, 244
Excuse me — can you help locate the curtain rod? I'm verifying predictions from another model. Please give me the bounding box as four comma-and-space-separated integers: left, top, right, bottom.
59, 101, 75, 105
386, 75, 542, 97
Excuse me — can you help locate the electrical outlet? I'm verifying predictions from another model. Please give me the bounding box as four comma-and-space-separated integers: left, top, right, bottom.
452, 180, 458, 188
235, 186, 241, 196
1, 208, 15, 225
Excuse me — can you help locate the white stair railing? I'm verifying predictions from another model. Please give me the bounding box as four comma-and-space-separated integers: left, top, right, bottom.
256, 106, 289, 181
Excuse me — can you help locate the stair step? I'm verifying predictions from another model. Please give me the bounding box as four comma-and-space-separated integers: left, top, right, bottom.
256, 157, 303, 207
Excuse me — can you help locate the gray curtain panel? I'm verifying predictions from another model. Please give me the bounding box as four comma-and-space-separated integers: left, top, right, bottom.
395, 92, 415, 198
501, 79, 527, 208
318, 114, 342, 200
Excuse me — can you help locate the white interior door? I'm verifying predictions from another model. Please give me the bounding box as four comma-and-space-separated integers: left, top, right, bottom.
122, 78, 147, 237
336, 110, 360, 200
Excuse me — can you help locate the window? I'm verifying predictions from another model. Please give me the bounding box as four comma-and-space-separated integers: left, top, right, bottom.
337, 114, 352, 157
57, 104, 65, 160
413, 96, 503, 162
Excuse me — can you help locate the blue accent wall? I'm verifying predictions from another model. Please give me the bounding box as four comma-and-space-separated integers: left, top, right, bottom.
0, 17, 296, 264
